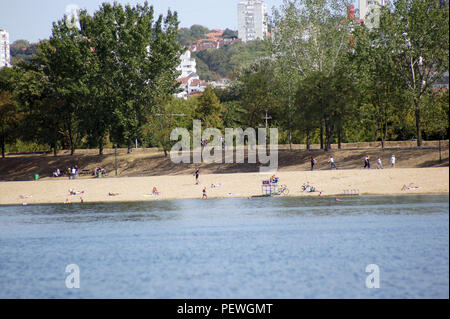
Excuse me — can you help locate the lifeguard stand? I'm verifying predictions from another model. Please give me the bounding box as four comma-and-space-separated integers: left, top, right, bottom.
261, 178, 279, 195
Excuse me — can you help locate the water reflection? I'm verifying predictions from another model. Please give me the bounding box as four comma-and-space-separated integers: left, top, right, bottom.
0, 195, 447, 225
0, 200, 184, 224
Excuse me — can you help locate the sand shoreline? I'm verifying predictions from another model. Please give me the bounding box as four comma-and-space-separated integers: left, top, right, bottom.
1, 192, 448, 207
0, 167, 448, 206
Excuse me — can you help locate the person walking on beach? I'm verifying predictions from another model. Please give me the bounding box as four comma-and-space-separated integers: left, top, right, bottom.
202, 187, 208, 199
311, 157, 316, 171
363, 155, 370, 169
328, 156, 337, 170
194, 168, 199, 185
391, 154, 396, 167
377, 157, 383, 169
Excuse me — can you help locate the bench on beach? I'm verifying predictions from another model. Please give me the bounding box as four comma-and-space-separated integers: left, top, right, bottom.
79, 169, 91, 176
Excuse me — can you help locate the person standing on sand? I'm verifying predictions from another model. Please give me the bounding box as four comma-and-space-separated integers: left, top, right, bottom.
328, 156, 337, 169
391, 154, 396, 167
202, 187, 207, 199
194, 169, 199, 184
364, 155, 370, 169
377, 157, 383, 169
311, 157, 316, 171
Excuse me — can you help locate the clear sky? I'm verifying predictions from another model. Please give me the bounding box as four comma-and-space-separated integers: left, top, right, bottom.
0, 0, 281, 43
1, 0, 357, 43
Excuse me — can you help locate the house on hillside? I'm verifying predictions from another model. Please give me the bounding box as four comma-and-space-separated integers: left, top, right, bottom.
175, 50, 207, 99
189, 29, 241, 52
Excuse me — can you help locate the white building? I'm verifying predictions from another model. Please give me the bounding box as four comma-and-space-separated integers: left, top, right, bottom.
176, 50, 206, 99
237, 0, 268, 43
0, 29, 11, 68
176, 50, 197, 78
359, 0, 387, 20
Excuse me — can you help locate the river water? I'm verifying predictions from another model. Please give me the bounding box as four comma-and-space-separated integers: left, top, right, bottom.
0, 195, 448, 298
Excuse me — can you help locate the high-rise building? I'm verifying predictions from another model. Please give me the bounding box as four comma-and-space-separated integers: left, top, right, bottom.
237, 0, 268, 42
0, 29, 11, 68
359, 0, 387, 20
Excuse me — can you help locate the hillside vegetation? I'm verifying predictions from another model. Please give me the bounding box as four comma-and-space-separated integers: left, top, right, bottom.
10, 24, 265, 81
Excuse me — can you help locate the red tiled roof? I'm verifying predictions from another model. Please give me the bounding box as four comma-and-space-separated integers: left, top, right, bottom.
176, 76, 190, 85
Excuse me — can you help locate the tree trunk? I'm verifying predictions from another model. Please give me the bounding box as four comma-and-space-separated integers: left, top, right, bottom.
98, 140, 103, 155
415, 101, 422, 147
68, 117, 75, 156
439, 137, 442, 163
384, 106, 388, 149
338, 128, 342, 150
320, 122, 324, 150
1, 134, 5, 158
52, 139, 57, 157
306, 130, 310, 150
324, 121, 332, 151
379, 119, 385, 149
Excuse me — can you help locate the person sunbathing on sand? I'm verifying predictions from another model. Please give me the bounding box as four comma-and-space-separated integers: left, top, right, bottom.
401, 183, 419, 191
108, 192, 120, 196
69, 189, 84, 196
270, 175, 279, 183
53, 169, 61, 177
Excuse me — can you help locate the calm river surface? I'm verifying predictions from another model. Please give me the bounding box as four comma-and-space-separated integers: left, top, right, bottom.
0, 195, 448, 298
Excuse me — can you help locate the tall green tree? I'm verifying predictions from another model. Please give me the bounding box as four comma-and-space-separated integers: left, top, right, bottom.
38, 17, 93, 155
193, 86, 224, 129
379, 0, 449, 146
270, 0, 353, 149
13, 62, 66, 156
74, 2, 181, 154
351, 22, 405, 148
233, 59, 278, 129
0, 68, 20, 158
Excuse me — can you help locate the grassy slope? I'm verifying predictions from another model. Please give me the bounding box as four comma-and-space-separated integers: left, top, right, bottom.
0, 141, 448, 181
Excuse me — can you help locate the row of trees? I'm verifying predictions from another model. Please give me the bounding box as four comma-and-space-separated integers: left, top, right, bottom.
0, 0, 448, 158
1, 2, 181, 157
214, 0, 448, 150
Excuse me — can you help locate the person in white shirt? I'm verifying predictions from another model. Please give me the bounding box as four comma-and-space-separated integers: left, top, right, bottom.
377, 157, 383, 169
391, 155, 396, 167
328, 156, 337, 169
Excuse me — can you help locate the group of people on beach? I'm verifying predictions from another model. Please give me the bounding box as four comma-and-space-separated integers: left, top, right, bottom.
309, 154, 396, 170
53, 167, 77, 178
310, 156, 337, 170
362, 154, 396, 169
94, 167, 107, 177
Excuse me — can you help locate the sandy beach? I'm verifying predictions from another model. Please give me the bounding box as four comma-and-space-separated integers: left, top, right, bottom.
0, 167, 448, 205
